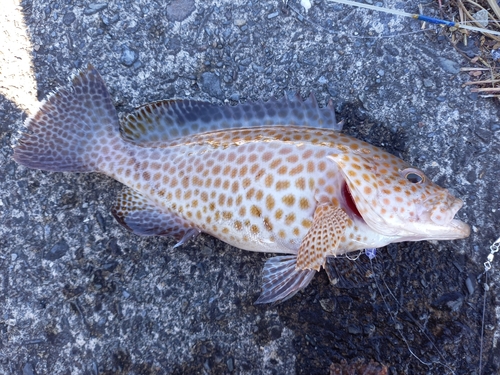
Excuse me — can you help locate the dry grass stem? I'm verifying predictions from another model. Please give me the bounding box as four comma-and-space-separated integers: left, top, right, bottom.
450, 0, 500, 98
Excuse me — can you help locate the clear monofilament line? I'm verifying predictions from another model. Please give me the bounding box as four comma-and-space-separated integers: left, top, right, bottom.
329, 0, 414, 17
327, 0, 500, 36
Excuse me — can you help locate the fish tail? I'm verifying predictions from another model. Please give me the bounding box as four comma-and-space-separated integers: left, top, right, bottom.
13, 65, 120, 172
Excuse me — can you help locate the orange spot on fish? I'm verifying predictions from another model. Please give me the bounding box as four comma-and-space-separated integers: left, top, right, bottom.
295, 177, 306, 190
282, 194, 296, 207
265, 174, 274, 188
250, 205, 261, 217
299, 197, 310, 210
266, 195, 275, 210
277, 165, 288, 175
307, 161, 315, 173
270, 159, 282, 169
285, 213, 296, 225
263, 217, 273, 231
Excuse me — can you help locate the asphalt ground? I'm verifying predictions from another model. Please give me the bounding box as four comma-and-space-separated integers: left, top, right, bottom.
1, 0, 499, 374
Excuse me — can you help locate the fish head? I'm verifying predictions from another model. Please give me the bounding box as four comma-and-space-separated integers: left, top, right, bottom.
328, 151, 470, 242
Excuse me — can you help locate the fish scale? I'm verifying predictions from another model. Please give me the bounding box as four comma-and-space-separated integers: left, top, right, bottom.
13, 66, 470, 304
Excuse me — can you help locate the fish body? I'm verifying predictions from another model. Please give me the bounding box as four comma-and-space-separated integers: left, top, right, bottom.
13, 66, 470, 303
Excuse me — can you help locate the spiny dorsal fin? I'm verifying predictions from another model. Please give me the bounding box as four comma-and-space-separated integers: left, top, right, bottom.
254, 255, 316, 304
120, 94, 339, 148
296, 205, 349, 271
111, 188, 199, 244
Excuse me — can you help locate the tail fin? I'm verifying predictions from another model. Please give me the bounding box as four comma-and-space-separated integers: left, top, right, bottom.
13, 65, 120, 172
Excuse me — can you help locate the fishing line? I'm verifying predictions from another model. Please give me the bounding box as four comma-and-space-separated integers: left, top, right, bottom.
367, 254, 456, 373
287, 1, 429, 39
288, 0, 500, 39
327, 0, 500, 36
478, 236, 499, 374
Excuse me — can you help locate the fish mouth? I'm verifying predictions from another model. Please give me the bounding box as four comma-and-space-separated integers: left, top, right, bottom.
343, 182, 470, 241
414, 198, 470, 240
444, 218, 471, 239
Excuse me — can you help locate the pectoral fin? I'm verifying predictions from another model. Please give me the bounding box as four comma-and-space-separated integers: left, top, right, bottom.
255, 255, 316, 304
296, 205, 349, 271
111, 188, 199, 245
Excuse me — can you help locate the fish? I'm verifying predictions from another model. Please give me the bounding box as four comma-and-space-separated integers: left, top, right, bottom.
13, 66, 470, 304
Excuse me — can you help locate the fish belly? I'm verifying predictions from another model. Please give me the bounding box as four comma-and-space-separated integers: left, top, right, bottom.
106, 140, 345, 254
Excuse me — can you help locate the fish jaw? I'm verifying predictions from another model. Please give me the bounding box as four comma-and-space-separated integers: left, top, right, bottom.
329, 153, 470, 242
358, 190, 470, 241
405, 196, 470, 241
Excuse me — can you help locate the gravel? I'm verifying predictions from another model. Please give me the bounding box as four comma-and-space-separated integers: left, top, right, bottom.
1, 0, 499, 374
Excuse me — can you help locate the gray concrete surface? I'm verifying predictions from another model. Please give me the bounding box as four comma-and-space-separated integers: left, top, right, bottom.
1, 0, 499, 374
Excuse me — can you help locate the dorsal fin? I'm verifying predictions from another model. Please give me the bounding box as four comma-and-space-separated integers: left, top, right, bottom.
120, 94, 339, 148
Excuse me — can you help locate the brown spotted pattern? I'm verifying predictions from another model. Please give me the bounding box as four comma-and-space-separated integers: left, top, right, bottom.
14, 66, 470, 286
296, 205, 349, 271
98, 124, 468, 263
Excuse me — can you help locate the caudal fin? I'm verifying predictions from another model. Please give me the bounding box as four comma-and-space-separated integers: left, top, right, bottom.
13, 65, 119, 172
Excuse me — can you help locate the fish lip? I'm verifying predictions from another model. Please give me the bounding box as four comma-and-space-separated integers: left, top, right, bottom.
426, 195, 464, 226
354, 195, 470, 240
444, 218, 471, 239
393, 217, 471, 241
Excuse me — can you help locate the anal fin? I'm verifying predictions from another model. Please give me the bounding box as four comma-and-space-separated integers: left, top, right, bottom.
255, 255, 316, 304
296, 205, 349, 271
111, 188, 199, 244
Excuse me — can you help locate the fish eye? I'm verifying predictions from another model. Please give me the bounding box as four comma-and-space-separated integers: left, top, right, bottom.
405, 171, 425, 184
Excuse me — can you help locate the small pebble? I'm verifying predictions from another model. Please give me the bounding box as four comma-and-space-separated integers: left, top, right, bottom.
84, 3, 108, 16
300, 0, 312, 11
465, 274, 476, 295
491, 49, 500, 61
95, 211, 106, 232
120, 46, 138, 67
318, 76, 328, 84
472, 9, 488, 27
166, 0, 196, 22
23, 363, 35, 375
437, 57, 460, 74
101, 13, 119, 26
227, 357, 234, 372
348, 325, 362, 334
44, 239, 69, 261
423, 78, 433, 88
201, 72, 223, 99
319, 298, 336, 313
62, 12, 76, 26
